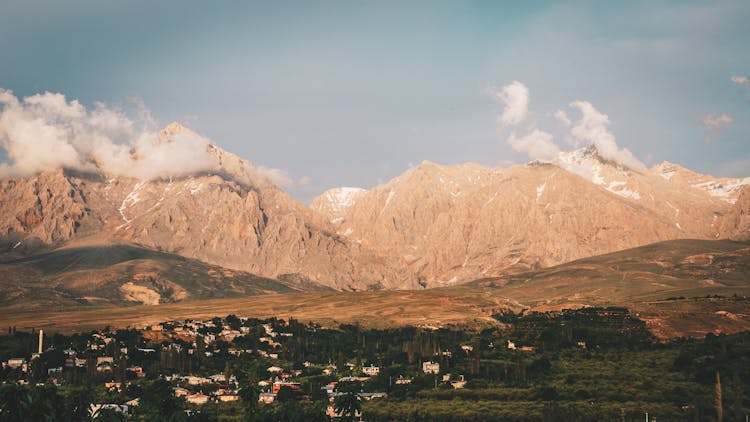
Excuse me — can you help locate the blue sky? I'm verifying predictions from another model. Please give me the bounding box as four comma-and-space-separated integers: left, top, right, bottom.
1, 1, 748, 202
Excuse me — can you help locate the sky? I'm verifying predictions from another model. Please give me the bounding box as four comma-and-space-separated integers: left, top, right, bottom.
0, 0, 748, 203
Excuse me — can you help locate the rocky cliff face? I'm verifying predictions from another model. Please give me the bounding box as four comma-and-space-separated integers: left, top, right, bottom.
1, 123, 748, 291
312, 146, 747, 287
720, 185, 750, 240
0, 124, 413, 290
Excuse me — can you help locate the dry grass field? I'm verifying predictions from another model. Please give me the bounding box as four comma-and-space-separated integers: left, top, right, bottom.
1, 239, 748, 338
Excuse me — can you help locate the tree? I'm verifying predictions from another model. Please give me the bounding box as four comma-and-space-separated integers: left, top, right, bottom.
0, 383, 29, 422
238, 384, 259, 421
63, 385, 93, 422
716, 371, 723, 422
137, 379, 184, 420
276, 386, 297, 403
333, 392, 361, 422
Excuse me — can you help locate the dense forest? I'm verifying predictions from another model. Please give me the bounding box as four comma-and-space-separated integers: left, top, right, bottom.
0, 308, 748, 421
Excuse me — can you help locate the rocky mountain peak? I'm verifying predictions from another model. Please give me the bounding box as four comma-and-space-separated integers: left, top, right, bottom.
158, 121, 194, 141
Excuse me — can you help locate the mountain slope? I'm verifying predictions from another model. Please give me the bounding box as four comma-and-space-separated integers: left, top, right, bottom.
0, 243, 332, 311
2, 239, 747, 338
1, 123, 747, 293
313, 147, 747, 287
0, 123, 412, 291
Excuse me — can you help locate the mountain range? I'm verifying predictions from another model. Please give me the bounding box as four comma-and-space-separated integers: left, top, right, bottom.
1, 122, 748, 308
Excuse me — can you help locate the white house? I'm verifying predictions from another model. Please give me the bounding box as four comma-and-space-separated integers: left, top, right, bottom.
186, 393, 209, 405
362, 365, 380, 376
422, 361, 440, 374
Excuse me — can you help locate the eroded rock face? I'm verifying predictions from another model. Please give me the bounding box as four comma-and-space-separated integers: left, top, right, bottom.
312, 148, 747, 287
0, 124, 414, 290
1, 123, 747, 291
0, 169, 104, 252
720, 186, 750, 240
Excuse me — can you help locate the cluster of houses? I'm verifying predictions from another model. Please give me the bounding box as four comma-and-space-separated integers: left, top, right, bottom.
1, 316, 494, 420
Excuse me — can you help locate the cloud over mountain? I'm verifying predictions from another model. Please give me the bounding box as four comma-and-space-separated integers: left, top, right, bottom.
568, 101, 646, 171
0, 88, 300, 186
494, 81, 646, 171
507, 129, 560, 162
0, 88, 221, 179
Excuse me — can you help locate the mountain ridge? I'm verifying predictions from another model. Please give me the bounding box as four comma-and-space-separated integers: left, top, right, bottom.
1, 122, 748, 292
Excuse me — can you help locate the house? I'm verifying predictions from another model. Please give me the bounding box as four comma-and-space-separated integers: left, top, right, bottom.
327, 404, 363, 420
422, 361, 440, 374
507, 340, 516, 350
577, 341, 587, 349
96, 364, 112, 372
127, 366, 145, 377
322, 382, 337, 396
217, 393, 239, 402
267, 366, 283, 374
89, 404, 128, 418
258, 392, 276, 404
7, 358, 26, 369
174, 387, 189, 397
104, 382, 122, 391
272, 381, 301, 395
451, 375, 467, 389
362, 365, 380, 376
395, 376, 412, 385
358, 392, 387, 400
186, 376, 210, 385
461, 345, 474, 353
186, 393, 210, 405
209, 374, 226, 383
97, 357, 114, 365
339, 376, 369, 382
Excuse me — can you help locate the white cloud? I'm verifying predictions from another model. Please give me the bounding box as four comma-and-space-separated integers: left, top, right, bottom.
494, 81, 529, 127
253, 166, 294, 188
731, 75, 749, 87
507, 129, 560, 162
0, 88, 220, 180
553, 109, 571, 127
703, 113, 733, 130
254, 166, 312, 188
493, 82, 646, 172
0, 88, 299, 188
569, 100, 646, 171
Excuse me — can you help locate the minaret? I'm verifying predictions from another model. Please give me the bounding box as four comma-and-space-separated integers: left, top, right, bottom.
38, 329, 43, 354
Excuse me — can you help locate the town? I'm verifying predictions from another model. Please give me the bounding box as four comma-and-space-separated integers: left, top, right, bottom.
1, 308, 748, 421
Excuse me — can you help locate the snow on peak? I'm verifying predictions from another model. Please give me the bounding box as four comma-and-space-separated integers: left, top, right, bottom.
652, 161, 679, 181
555, 147, 641, 200
320, 187, 367, 214
692, 178, 750, 203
